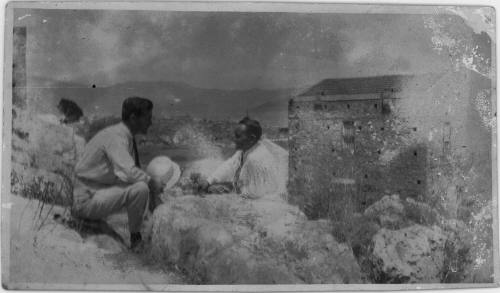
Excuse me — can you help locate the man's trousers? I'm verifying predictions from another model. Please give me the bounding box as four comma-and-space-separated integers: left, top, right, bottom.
72, 178, 149, 233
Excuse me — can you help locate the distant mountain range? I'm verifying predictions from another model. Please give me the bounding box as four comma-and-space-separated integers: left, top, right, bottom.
28, 76, 305, 127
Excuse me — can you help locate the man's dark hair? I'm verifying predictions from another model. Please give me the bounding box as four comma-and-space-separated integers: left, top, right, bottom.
122, 97, 153, 121
239, 116, 262, 140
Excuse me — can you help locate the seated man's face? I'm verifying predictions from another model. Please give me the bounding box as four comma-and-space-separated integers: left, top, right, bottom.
234, 124, 256, 151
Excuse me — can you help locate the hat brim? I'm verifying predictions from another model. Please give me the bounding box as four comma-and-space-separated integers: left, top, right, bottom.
164, 162, 181, 190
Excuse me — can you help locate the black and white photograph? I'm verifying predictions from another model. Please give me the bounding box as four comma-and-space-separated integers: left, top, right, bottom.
1, 1, 498, 290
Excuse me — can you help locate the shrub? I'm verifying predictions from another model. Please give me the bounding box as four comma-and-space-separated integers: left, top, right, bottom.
11, 168, 74, 207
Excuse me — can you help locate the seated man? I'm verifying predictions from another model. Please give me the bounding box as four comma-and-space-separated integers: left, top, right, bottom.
199, 117, 288, 201
72, 97, 159, 250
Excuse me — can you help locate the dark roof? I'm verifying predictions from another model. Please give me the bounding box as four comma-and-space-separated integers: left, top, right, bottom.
299, 74, 435, 97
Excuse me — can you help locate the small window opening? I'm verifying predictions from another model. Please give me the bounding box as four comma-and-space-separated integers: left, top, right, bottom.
342, 120, 355, 153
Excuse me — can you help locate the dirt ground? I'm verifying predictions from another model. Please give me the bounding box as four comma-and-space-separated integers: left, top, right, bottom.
3, 195, 184, 290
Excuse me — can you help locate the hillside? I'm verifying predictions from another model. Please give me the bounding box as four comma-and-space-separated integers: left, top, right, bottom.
28, 77, 296, 127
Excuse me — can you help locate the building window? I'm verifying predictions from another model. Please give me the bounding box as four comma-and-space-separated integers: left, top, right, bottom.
380, 91, 392, 115
443, 121, 452, 155
342, 120, 355, 154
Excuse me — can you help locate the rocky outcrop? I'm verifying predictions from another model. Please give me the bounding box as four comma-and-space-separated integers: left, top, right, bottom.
8, 195, 182, 287
28, 114, 86, 174
148, 195, 362, 284
369, 224, 447, 283
363, 194, 495, 284
11, 113, 86, 206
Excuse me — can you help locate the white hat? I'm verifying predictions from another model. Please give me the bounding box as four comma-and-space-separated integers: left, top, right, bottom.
146, 156, 181, 190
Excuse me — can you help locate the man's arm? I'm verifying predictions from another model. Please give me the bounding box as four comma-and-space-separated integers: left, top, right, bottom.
206, 151, 242, 184
197, 151, 242, 193
105, 134, 151, 184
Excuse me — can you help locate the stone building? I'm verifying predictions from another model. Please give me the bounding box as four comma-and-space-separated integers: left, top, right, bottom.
287, 73, 469, 219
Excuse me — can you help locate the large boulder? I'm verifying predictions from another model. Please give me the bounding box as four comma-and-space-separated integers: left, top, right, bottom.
148, 195, 362, 284
369, 224, 447, 283
364, 195, 493, 284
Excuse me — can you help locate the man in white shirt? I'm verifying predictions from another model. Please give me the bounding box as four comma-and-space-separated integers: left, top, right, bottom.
199, 117, 288, 201
72, 97, 158, 250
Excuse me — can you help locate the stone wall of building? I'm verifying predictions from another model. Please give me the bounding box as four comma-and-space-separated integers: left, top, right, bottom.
289, 95, 427, 219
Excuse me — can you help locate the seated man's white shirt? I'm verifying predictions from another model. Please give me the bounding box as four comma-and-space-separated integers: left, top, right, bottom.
75, 122, 151, 185
207, 138, 288, 200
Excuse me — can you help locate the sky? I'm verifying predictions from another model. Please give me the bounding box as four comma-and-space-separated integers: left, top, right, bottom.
13, 8, 492, 90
